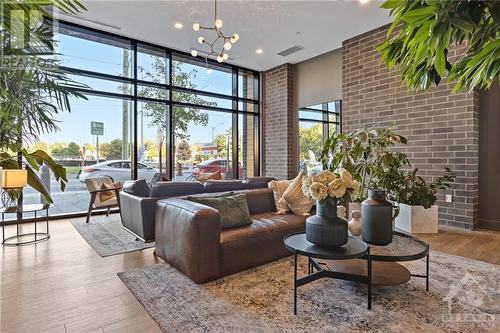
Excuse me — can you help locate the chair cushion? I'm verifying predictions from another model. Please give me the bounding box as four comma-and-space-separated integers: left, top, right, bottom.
188, 194, 252, 229
282, 171, 314, 215
268, 180, 292, 214
122, 179, 151, 197
203, 180, 245, 193
150, 181, 204, 198
197, 170, 223, 183
99, 182, 121, 202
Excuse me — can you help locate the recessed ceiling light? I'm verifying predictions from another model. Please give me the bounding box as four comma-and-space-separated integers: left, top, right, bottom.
174, 22, 183, 29
256, 48, 263, 55
359, 0, 370, 4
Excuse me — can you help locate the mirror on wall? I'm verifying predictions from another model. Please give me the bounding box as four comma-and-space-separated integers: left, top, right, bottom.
298, 101, 341, 175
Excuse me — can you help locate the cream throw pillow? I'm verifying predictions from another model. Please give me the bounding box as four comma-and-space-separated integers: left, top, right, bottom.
268, 180, 291, 214
282, 171, 313, 215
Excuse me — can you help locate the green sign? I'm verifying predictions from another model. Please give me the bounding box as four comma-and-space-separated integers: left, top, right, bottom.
91, 121, 104, 135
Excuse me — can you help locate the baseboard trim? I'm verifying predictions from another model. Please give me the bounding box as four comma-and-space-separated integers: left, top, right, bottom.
478, 219, 500, 231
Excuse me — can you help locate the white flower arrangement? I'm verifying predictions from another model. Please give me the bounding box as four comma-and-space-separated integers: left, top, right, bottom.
302, 169, 359, 202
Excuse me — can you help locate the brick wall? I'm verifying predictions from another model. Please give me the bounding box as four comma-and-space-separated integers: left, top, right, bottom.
342, 25, 479, 229
262, 63, 297, 179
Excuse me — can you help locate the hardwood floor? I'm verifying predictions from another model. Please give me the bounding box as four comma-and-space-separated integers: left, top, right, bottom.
417, 226, 500, 265
1, 216, 499, 332
0, 216, 161, 333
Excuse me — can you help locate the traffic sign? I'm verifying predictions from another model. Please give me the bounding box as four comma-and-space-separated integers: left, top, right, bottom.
91, 121, 104, 136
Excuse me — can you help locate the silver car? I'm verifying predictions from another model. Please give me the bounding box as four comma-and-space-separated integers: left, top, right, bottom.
78, 160, 159, 183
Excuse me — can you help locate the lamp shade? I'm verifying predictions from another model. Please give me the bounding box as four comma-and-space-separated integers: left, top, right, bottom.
1, 169, 28, 189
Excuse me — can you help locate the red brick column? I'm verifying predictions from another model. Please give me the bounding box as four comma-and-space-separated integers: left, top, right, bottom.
262, 63, 297, 179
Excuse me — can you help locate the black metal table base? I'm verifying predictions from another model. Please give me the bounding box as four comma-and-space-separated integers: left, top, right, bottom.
2, 206, 51, 246
410, 253, 430, 292
294, 249, 373, 314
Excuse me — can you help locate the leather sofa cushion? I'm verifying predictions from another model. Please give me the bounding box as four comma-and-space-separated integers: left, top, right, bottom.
150, 181, 204, 197
220, 212, 307, 244
204, 180, 245, 193
219, 212, 306, 277
122, 179, 151, 197
242, 177, 276, 189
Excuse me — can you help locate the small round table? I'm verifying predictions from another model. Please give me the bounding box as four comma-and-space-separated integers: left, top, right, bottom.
1, 204, 52, 246
284, 233, 371, 313
327, 230, 430, 288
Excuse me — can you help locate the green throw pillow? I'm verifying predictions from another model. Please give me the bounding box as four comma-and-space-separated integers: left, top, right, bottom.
188, 194, 252, 229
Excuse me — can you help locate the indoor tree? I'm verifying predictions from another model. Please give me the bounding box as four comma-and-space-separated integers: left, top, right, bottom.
378, 0, 500, 92
138, 58, 216, 140
0, 0, 87, 203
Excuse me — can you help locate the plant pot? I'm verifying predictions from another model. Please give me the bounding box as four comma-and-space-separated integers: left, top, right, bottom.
306, 197, 348, 247
361, 189, 393, 245
395, 203, 438, 233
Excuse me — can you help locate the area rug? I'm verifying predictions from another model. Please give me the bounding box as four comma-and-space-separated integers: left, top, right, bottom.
71, 214, 154, 257
118, 251, 499, 333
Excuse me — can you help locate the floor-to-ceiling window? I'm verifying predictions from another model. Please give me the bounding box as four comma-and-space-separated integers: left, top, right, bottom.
298, 101, 341, 175
19, 21, 260, 218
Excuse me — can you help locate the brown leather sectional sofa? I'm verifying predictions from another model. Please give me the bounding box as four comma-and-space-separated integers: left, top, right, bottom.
155, 188, 307, 283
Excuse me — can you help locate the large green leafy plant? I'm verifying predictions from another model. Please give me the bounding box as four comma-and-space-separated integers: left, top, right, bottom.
321, 127, 455, 209
0, 0, 86, 203
379, 0, 500, 92
321, 127, 409, 201
388, 168, 456, 208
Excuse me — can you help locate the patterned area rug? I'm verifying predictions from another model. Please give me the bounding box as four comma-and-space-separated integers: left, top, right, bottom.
71, 214, 154, 257
118, 251, 499, 332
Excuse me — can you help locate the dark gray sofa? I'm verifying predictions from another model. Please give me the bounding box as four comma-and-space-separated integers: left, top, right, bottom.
119, 177, 275, 242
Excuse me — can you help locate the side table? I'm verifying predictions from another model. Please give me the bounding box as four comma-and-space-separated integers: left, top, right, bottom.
1, 204, 53, 246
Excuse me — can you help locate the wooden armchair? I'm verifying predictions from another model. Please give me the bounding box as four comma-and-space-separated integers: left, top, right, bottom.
84, 176, 121, 223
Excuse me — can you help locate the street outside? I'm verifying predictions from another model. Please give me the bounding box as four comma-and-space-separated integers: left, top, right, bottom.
3, 170, 195, 221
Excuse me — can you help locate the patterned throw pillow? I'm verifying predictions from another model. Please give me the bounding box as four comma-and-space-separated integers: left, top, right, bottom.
188, 194, 252, 229
268, 180, 292, 214
99, 182, 121, 202
282, 171, 314, 215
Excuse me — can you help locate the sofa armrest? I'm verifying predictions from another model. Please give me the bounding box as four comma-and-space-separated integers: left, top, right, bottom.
119, 191, 158, 242
155, 198, 221, 283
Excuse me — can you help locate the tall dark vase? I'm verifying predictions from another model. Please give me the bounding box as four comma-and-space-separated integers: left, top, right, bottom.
306, 197, 348, 247
361, 189, 393, 245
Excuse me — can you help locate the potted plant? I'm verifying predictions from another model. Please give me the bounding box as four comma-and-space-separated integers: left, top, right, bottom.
320, 127, 409, 216
393, 168, 456, 233
0, 1, 87, 205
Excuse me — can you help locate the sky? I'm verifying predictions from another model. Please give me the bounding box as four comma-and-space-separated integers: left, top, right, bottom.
39, 31, 233, 146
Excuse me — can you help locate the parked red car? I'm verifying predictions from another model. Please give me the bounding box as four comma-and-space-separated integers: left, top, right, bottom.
192, 159, 243, 177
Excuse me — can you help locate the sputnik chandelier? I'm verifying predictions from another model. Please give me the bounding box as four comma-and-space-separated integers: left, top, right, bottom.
190, 0, 239, 73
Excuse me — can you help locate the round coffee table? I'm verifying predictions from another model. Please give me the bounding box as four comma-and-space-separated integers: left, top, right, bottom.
326, 230, 430, 288
284, 233, 372, 313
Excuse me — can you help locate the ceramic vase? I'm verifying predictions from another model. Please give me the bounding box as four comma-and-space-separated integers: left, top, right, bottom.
348, 210, 362, 236
361, 189, 393, 245
306, 197, 348, 247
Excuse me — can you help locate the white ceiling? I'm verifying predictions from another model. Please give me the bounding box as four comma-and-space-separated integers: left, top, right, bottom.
59, 0, 391, 71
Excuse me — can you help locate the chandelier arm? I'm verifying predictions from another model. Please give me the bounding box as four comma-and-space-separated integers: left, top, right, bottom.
192, 0, 237, 66
214, 0, 217, 22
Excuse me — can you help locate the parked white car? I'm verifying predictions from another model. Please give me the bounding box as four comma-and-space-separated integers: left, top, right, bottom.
78, 160, 159, 183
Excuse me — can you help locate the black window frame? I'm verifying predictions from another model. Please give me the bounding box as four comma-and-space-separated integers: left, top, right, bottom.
51, 19, 261, 182
298, 100, 342, 171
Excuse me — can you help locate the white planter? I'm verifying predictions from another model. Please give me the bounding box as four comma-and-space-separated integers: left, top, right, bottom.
395, 203, 438, 234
